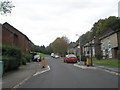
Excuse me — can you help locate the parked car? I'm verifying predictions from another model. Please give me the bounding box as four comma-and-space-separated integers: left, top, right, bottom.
33, 55, 41, 62
54, 55, 59, 59
64, 54, 77, 63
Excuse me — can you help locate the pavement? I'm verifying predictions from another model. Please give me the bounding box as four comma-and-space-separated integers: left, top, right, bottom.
1, 60, 120, 89
2, 61, 47, 89
74, 61, 120, 75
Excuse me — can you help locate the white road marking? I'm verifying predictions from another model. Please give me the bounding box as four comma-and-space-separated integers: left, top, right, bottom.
13, 75, 32, 88
74, 64, 96, 69
33, 65, 50, 76
13, 65, 50, 88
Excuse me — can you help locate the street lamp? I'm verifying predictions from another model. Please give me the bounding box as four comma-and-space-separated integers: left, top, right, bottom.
90, 36, 96, 66
76, 34, 81, 64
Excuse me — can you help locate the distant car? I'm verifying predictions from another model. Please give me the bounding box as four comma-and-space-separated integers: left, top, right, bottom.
54, 55, 59, 59
51, 53, 54, 57
64, 54, 77, 63
33, 55, 41, 62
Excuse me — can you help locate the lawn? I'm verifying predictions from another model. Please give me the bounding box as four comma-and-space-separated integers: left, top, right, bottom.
93, 59, 120, 67
37, 53, 50, 57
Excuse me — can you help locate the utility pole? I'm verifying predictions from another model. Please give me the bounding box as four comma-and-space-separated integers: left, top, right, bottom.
76, 34, 81, 64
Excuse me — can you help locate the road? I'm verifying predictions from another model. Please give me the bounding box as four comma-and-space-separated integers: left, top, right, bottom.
18, 57, 118, 88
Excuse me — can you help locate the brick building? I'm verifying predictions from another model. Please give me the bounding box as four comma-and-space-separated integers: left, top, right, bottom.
0, 22, 33, 53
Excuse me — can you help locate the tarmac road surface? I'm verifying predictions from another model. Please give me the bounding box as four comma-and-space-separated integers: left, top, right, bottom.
18, 57, 119, 88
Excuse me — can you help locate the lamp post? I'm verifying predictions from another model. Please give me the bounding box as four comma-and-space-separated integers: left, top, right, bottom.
76, 34, 81, 64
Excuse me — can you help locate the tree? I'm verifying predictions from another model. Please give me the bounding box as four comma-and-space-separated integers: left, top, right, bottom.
51, 36, 69, 56
78, 16, 120, 46
46, 43, 54, 54
0, 0, 15, 15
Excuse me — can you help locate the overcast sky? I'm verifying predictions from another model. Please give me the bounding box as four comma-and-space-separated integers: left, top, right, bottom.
0, 0, 119, 46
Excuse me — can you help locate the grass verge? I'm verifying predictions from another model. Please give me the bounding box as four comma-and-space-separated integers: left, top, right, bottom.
93, 59, 120, 67
37, 53, 50, 57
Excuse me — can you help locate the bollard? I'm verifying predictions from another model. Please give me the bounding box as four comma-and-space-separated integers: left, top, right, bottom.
41, 58, 45, 68
86, 57, 89, 67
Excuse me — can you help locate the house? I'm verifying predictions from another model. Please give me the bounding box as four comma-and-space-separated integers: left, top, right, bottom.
75, 28, 120, 60
0, 22, 33, 53
99, 29, 120, 59
67, 42, 76, 54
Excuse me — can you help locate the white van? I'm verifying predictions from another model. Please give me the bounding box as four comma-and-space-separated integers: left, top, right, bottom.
51, 53, 54, 57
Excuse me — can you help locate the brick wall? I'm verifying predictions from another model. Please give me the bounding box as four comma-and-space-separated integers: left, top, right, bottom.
2, 26, 14, 46
2, 22, 33, 53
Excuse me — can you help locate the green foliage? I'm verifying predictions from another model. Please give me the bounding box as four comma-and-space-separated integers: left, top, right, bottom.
93, 59, 120, 67
24, 53, 32, 62
1, 45, 33, 73
46, 43, 53, 55
117, 50, 120, 60
21, 53, 32, 65
21, 53, 27, 65
2, 45, 22, 58
79, 16, 119, 46
2, 56, 18, 72
31, 44, 50, 54
51, 36, 69, 56
1, 45, 22, 72
37, 53, 50, 57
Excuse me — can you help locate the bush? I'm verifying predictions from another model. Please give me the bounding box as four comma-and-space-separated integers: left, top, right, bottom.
1, 45, 22, 72
2, 56, 19, 72
21, 53, 27, 65
1, 45, 32, 73
21, 53, 32, 65
2, 45, 22, 59
117, 50, 120, 60
24, 54, 32, 62
21, 56, 27, 65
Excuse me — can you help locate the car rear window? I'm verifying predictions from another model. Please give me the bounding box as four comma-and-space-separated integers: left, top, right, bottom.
67, 54, 76, 57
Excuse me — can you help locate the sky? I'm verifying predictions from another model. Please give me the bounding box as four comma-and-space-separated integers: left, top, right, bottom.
0, 0, 119, 47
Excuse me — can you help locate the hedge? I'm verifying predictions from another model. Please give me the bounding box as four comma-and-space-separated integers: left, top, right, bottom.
2, 45, 22, 59
1, 45, 33, 73
1, 45, 22, 72
2, 56, 19, 72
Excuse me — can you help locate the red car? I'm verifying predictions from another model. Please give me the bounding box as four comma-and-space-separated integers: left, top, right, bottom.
64, 54, 77, 63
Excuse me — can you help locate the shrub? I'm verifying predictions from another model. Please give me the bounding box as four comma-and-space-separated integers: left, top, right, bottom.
2, 56, 19, 72
21, 53, 32, 65
21, 53, 27, 65
2, 45, 22, 59
24, 54, 32, 62
1, 45, 22, 72
117, 50, 120, 60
